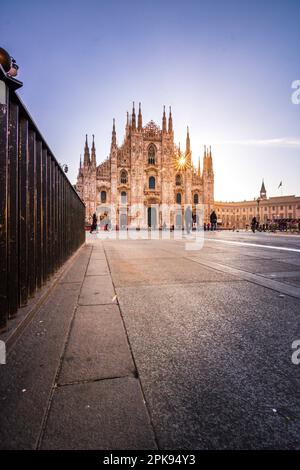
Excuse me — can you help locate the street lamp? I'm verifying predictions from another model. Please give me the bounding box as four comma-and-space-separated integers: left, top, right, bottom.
60, 164, 68, 173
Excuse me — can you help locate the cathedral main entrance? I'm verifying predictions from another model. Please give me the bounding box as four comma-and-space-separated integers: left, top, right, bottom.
147, 207, 157, 228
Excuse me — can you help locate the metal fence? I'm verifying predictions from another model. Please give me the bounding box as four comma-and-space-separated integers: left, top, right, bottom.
0, 65, 85, 331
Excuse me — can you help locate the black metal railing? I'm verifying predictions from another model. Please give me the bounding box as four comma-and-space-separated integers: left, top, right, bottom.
0, 65, 85, 331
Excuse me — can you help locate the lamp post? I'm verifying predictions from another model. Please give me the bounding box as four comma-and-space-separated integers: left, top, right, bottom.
256, 197, 261, 227
60, 164, 68, 173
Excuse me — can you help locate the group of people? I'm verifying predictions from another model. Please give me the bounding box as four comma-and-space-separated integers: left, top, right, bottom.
89, 210, 219, 233
90, 213, 111, 233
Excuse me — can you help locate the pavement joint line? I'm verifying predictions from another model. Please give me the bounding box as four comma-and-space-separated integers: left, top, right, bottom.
103, 241, 160, 450
113, 279, 242, 288
77, 302, 118, 306
2, 242, 87, 354
257, 271, 300, 279
85, 274, 109, 277
204, 237, 300, 253
35, 243, 93, 450
56, 373, 136, 388
59, 280, 85, 284
187, 257, 300, 300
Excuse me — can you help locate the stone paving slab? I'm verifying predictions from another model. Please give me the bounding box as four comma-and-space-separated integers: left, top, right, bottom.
79, 275, 116, 305
60, 246, 92, 283
41, 377, 157, 450
86, 258, 109, 276
115, 280, 300, 449
0, 282, 82, 450
108, 257, 236, 287
58, 305, 136, 384
214, 258, 299, 274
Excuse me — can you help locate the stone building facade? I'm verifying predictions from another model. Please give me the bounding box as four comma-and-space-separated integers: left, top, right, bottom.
76, 103, 214, 228
214, 181, 300, 229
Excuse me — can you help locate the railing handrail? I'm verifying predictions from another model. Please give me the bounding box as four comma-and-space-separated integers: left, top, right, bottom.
0, 64, 84, 206
0, 61, 86, 332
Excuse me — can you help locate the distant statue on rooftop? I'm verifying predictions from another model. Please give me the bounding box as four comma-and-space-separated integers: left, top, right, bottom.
0, 47, 19, 77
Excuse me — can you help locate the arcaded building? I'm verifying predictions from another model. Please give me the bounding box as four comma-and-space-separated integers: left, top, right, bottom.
76, 103, 215, 227
214, 181, 300, 229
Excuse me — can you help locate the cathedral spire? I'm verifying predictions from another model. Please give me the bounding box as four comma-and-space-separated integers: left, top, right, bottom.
186, 126, 190, 154
203, 145, 207, 172
84, 134, 90, 166
138, 102, 142, 131
91, 134, 96, 167
209, 146, 213, 171
126, 111, 130, 136
111, 118, 116, 147
131, 101, 136, 131
168, 106, 173, 134
198, 155, 201, 177
78, 154, 83, 177
162, 105, 167, 133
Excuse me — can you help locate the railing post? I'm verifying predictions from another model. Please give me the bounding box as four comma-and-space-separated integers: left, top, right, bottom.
19, 118, 29, 306
28, 129, 36, 297
42, 147, 47, 283
0, 79, 8, 329
36, 140, 42, 289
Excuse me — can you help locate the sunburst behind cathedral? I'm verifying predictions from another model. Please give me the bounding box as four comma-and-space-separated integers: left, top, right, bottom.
76, 103, 214, 227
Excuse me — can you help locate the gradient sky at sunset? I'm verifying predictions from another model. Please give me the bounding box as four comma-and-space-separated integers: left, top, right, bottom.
1, 0, 300, 201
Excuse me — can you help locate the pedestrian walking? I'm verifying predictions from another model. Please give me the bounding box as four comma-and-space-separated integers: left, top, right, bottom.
251, 216, 257, 233
90, 212, 97, 233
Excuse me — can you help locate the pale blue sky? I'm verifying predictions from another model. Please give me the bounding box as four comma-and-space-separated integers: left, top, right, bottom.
1, 0, 300, 200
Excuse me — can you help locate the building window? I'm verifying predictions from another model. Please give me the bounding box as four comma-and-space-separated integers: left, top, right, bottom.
148, 145, 156, 165
289, 205, 292, 210
280, 206, 283, 210
121, 191, 127, 204
149, 176, 155, 189
264, 207, 267, 211
175, 174, 182, 186
101, 190, 106, 203
176, 193, 182, 204
194, 193, 199, 204
120, 170, 128, 184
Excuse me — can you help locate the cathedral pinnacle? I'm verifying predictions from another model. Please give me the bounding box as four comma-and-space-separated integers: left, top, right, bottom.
111, 118, 117, 147
138, 102, 142, 131
91, 134, 96, 167
168, 106, 173, 133
162, 105, 167, 133
131, 101, 136, 131
186, 126, 191, 155
84, 134, 90, 166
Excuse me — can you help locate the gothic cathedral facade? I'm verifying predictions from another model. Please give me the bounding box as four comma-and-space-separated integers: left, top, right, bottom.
76, 103, 214, 228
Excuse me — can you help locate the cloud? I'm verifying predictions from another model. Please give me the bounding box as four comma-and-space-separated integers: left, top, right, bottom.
223, 137, 300, 148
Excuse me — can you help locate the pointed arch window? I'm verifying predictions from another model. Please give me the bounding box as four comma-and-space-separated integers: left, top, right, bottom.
101, 190, 107, 203
176, 192, 182, 204
121, 191, 127, 204
194, 193, 199, 204
120, 170, 128, 184
148, 145, 156, 165
176, 174, 182, 186
149, 176, 155, 190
